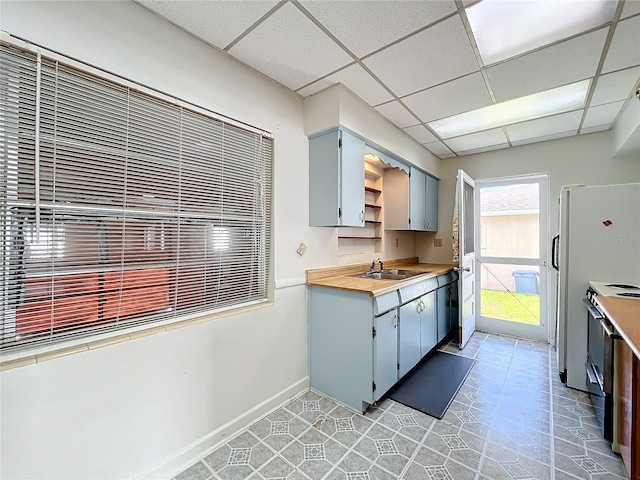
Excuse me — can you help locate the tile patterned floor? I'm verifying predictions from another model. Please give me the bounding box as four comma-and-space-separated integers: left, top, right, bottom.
173, 332, 628, 480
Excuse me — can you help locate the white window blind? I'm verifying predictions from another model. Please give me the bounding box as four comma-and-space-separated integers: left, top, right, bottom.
0, 44, 273, 352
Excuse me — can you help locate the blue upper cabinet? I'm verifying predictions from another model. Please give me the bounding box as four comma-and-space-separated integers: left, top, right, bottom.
385, 167, 439, 232
309, 128, 365, 227
409, 168, 426, 231
425, 173, 439, 232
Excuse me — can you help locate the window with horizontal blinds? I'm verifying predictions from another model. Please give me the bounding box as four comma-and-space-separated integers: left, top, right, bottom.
0, 44, 273, 352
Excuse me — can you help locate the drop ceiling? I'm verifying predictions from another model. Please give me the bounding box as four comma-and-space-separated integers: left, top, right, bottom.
137, 0, 640, 159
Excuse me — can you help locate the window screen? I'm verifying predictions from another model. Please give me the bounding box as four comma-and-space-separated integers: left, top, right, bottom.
1, 44, 273, 352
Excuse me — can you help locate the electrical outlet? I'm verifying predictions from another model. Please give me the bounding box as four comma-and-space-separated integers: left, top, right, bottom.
434, 238, 443, 247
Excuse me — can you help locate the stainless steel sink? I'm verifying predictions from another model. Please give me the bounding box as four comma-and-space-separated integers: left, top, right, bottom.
353, 269, 430, 280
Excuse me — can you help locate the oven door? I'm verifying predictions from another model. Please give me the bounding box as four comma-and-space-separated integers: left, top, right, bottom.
585, 299, 615, 442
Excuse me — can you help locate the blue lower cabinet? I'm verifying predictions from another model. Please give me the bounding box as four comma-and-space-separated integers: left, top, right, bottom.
420, 290, 437, 355
374, 310, 399, 400
437, 286, 448, 342
308, 272, 457, 413
308, 286, 400, 413
398, 299, 422, 378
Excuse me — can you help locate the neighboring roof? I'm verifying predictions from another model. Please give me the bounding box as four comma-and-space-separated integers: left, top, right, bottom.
481, 183, 539, 215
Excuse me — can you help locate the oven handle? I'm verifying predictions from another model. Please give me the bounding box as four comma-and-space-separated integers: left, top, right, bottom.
599, 319, 622, 340
585, 362, 602, 389
584, 302, 603, 320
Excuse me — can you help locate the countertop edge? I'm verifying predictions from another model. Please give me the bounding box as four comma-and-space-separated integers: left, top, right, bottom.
595, 296, 640, 359
306, 263, 456, 297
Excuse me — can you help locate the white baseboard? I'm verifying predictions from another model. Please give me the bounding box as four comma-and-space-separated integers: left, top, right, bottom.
134, 376, 310, 480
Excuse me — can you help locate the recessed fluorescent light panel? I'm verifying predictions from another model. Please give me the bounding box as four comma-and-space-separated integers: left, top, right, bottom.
428, 79, 590, 139
466, 0, 618, 65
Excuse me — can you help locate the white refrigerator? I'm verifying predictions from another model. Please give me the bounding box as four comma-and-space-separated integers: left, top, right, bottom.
554, 182, 640, 392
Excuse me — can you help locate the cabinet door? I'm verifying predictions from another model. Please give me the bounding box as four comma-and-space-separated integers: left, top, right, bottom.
308, 128, 364, 227
409, 168, 426, 231
374, 309, 398, 400
448, 281, 458, 336
399, 299, 422, 378
420, 290, 437, 356
425, 174, 439, 232
339, 130, 365, 227
436, 286, 448, 342
309, 129, 341, 226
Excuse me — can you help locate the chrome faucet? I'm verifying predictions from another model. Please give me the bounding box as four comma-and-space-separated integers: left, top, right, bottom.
370, 258, 384, 272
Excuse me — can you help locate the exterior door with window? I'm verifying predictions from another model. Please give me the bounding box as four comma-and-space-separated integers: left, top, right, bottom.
475, 174, 548, 341
457, 169, 476, 349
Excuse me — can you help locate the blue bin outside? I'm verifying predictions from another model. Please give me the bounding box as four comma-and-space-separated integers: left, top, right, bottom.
512, 270, 539, 294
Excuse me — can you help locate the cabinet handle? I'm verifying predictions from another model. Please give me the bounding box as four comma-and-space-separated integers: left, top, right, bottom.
393, 314, 398, 328
360, 210, 365, 223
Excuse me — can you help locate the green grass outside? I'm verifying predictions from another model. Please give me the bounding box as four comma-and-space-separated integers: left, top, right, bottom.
481, 289, 540, 325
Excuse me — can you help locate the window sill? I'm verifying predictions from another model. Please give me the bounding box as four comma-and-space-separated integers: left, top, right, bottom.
0, 301, 273, 372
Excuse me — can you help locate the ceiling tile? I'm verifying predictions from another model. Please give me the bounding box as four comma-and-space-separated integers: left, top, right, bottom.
375, 101, 419, 128
591, 66, 640, 106
487, 28, 608, 102
402, 72, 493, 123
506, 110, 583, 143
581, 124, 611, 134
456, 143, 509, 156
363, 15, 480, 97
299, 0, 457, 58
138, 0, 278, 49
297, 64, 393, 105
511, 130, 577, 147
402, 125, 438, 144
621, 0, 640, 20
582, 100, 625, 129
438, 153, 458, 159
445, 128, 507, 152
228, 3, 353, 90
602, 16, 640, 74
424, 141, 454, 156
295, 76, 336, 98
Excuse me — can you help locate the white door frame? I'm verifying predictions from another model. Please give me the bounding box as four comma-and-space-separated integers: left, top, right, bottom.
474, 173, 550, 342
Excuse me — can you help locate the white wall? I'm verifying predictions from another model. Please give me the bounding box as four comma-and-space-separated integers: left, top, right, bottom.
0, 1, 310, 478
416, 129, 640, 343
417, 130, 640, 266
612, 96, 640, 161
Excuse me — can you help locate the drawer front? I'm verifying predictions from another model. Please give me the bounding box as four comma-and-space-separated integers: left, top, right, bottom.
374, 290, 400, 316
399, 278, 438, 303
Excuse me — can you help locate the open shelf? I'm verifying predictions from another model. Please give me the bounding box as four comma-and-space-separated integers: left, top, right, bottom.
365, 203, 382, 209
365, 220, 382, 225
365, 186, 382, 195
338, 236, 382, 240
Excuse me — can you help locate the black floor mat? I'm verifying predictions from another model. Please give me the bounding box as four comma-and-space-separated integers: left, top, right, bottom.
388, 351, 475, 419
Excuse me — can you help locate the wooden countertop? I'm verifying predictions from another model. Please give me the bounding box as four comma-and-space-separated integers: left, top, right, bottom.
306, 257, 456, 297
595, 296, 640, 359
